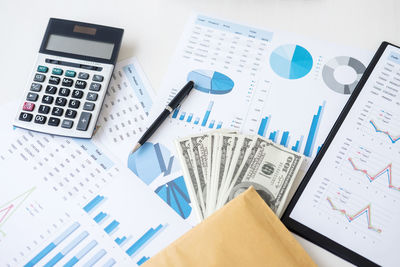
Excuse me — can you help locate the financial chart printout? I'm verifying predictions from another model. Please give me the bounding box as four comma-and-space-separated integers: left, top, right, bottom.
130, 14, 372, 222
290, 45, 400, 266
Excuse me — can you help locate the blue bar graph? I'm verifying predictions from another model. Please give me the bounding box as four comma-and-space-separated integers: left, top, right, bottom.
304, 102, 325, 157
63, 240, 98, 267
194, 117, 200, 125
83, 249, 106, 267
257, 116, 270, 137
104, 220, 120, 234
291, 136, 303, 153
44, 231, 89, 266
83, 195, 104, 213
179, 112, 186, 120
137, 256, 150, 266
216, 121, 222, 129
103, 258, 116, 267
208, 120, 215, 128
187, 113, 193, 122
269, 130, 279, 143
25, 222, 80, 267
280, 131, 290, 147
201, 101, 214, 126
94, 212, 107, 224
115, 236, 127, 245
126, 224, 164, 257
171, 107, 180, 118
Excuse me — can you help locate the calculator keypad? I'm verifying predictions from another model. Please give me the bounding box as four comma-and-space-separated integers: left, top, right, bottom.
15, 55, 112, 138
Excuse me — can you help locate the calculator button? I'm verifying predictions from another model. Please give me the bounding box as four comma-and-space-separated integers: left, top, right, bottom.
77, 112, 92, 131
30, 83, 42, 92
34, 73, 46, 82
86, 92, 98, 101
38, 105, 50, 114
23, 102, 35, 111
37, 65, 48, 73
52, 107, 64, 116
45, 85, 57, 94
83, 102, 95, 111
62, 78, 74, 87
26, 92, 38, 102
65, 109, 77, 118
19, 112, 33, 122
52, 68, 63, 75
89, 83, 101, 92
75, 80, 87, 89
78, 72, 89, 80
68, 99, 80, 109
92, 75, 104, 82
49, 76, 60, 85
55, 97, 67, 106
72, 90, 84, 99
42, 95, 54, 104
65, 70, 76, 77
34, 115, 47, 124
59, 88, 70, 97
61, 119, 74, 129
48, 117, 60, 126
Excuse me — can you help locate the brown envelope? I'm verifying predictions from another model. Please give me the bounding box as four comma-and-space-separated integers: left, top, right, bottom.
143, 187, 316, 267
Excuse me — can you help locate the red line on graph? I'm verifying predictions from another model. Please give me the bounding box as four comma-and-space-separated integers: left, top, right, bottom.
326, 197, 382, 233
348, 157, 400, 191
0, 204, 14, 224
370, 120, 400, 143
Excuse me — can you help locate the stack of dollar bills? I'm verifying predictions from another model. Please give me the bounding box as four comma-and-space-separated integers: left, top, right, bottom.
175, 130, 304, 221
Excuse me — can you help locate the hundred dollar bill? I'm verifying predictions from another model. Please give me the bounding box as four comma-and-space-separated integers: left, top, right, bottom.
227, 137, 303, 217
175, 138, 205, 220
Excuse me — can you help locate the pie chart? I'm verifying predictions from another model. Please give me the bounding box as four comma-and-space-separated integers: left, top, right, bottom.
269, 44, 313, 79
187, 70, 234, 94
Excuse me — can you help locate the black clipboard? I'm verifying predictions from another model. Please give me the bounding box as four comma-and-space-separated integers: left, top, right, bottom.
282, 41, 400, 267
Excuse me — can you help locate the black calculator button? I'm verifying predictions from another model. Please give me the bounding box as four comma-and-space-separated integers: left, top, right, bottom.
59, 88, 71, 97
19, 112, 33, 122
89, 83, 101, 92
42, 95, 54, 104
86, 92, 98, 101
75, 80, 87, 89
37, 65, 48, 73
77, 112, 92, 131
72, 90, 84, 99
45, 85, 57, 94
65, 109, 77, 118
55, 97, 67, 106
38, 105, 50, 114
49, 76, 60, 85
61, 119, 74, 129
92, 75, 104, 82
78, 72, 89, 80
34, 115, 47, 124
26, 92, 38, 102
34, 73, 46, 82
48, 117, 60, 126
62, 78, 74, 87
83, 102, 95, 111
68, 99, 80, 109
52, 107, 64, 116
30, 83, 42, 92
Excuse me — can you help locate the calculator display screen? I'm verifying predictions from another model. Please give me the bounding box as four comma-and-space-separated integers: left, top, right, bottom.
46, 34, 114, 60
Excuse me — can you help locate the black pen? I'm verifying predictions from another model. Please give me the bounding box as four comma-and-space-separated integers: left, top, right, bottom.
130, 81, 195, 154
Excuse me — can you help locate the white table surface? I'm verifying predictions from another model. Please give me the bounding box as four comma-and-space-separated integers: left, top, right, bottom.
2, 0, 400, 265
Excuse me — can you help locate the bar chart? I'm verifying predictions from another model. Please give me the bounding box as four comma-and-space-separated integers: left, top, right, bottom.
171, 101, 223, 129
257, 101, 326, 157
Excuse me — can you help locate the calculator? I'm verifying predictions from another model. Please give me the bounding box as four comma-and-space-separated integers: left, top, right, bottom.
14, 18, 123, 138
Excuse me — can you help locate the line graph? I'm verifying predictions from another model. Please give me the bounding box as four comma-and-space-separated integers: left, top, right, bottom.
348, 157, 400, 191
370, 120, 400, 143
326, 197, 382, 233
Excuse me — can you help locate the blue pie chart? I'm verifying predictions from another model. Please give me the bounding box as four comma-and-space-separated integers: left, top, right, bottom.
269, 44, 313, 79
187, 70, 234, 94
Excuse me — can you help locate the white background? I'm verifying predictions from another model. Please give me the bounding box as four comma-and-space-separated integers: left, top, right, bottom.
2, 0, 400, 266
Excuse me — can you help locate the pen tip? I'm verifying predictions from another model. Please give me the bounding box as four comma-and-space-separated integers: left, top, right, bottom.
131, 143, 141, 154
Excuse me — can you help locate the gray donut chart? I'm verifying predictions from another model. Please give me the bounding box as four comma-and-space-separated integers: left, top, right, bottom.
322, 56, 366, 94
